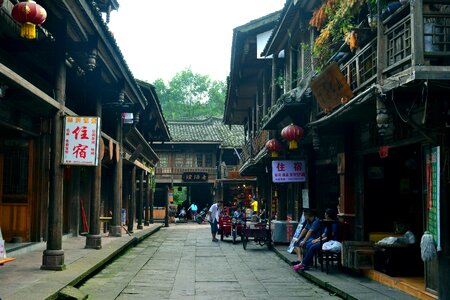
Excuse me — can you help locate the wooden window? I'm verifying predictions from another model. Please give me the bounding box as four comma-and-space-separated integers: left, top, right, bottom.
158, 153, 169, 167
2, 140, 29, 203
185, 153, 194, 167
204, 153, 213, 167
196, 154, 203, 167
175, 153, 184, 167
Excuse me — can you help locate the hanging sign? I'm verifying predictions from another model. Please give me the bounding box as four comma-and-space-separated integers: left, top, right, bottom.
182, 172, 208, 182
425, 146, 441, 251
62, 116, 101, 166
310, 62, 353, 113
272, 160, 306, 183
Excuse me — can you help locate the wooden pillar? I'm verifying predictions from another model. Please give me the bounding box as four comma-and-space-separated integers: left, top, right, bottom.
271, 53, 279, 106
128, 165, 136, 233
149, 182, 155, 224
86, 96, 103, 249
164, 185, 169, 227
109, 116, 123, 237
42, 22, 66, 270
144, 171, 150, 226
137, 170, 144, 229
68, 167, 80, 237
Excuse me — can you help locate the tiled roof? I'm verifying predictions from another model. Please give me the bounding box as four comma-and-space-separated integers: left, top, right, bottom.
168, 117, 244, 148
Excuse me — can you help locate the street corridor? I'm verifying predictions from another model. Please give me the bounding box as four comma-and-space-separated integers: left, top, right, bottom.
78, 223, 339, 299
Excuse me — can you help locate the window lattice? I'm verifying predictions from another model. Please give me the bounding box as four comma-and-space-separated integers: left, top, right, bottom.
3, 144, 28, 195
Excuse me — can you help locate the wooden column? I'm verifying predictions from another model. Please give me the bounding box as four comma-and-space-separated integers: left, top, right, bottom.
137, 170, 144, 229
164, 185, 169, 227
68, 167, 80, 237
128, 165, 136, 233
86, 96, 103, 249
42, 23, 66, 270
271, 53, 279, 106
148, 169, 155, 224
144, 171, 150, 226
109, 116, 123, 237
149, 185, 154, 224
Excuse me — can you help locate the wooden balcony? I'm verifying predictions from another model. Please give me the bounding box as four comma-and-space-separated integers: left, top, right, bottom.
240, 129, 269, 167
339, 1, 450, 96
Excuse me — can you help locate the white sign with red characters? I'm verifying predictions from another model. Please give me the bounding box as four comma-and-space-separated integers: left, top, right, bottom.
272, 160, 306, 183
63, 116, 101, 166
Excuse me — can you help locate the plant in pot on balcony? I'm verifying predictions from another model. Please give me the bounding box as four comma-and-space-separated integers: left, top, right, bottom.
310, 0, 367, 69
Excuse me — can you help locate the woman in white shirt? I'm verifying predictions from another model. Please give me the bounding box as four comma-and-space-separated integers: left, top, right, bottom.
208, 200, 223, 242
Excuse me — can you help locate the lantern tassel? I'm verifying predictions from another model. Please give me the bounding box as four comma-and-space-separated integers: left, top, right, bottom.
271, 152, 278, 158
288, 140, 298, 150
21, 22, 36, 39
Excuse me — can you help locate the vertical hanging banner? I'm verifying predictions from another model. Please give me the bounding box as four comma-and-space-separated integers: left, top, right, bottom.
63, 116, 101, 166
425, 146, 441, 251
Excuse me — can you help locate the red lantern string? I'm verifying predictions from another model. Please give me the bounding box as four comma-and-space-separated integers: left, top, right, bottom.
281, 124, 304, 150
11, 0, 47, 39
265, 139, 283, 158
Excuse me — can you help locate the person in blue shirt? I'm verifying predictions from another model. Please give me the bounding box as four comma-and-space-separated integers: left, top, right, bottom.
293, 208, 339, 271
232, 205, 246, 224
291, 209, 321, 265
188, 202, 198, 221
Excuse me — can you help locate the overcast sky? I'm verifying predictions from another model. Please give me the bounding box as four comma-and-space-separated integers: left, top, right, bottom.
108, 1, 286, 84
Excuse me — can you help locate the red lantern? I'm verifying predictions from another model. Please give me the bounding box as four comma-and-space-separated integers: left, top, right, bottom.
265, 139, 283, 158
12, 0, 47, 40
281, 124, 304, 150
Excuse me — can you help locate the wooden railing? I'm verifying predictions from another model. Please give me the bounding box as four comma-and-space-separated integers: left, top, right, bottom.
240, 129, 269, 165
155, 167, 217, 175
338, 2, 450, 94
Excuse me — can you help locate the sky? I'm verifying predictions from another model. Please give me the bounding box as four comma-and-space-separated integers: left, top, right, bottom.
108, 1, 286, 84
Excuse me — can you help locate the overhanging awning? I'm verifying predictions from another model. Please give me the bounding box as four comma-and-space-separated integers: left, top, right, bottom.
261, 81, 312, 130
124, 127, 159, 167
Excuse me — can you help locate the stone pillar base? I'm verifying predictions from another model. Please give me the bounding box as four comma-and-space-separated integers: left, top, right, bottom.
137, 224, 144, 229
144, 220, 150, 226
109, 225, 122, 237
85, 234, 102, 249
41, 249, 65, 271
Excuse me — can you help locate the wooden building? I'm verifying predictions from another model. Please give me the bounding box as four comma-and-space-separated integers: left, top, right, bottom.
0, 0, 169, 270
225, 0, 449, 298
152, 117, 255, 215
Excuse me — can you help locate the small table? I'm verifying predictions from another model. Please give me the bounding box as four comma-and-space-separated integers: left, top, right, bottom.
99, 216, 112, 233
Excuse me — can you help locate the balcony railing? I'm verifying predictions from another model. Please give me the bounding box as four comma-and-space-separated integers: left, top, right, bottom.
338, 2, 450, 95
156, 167, 217, 175
240, 129, 269, 165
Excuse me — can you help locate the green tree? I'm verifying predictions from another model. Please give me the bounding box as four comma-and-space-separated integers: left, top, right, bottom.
153, 67, 225, 120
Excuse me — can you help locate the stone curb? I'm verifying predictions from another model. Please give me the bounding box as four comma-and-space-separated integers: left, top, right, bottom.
273, 246, 357, 300
6, 224, 162, 300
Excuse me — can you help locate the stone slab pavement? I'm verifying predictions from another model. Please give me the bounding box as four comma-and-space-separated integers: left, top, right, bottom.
0, 223, 416, 300
0, 224, 162, 300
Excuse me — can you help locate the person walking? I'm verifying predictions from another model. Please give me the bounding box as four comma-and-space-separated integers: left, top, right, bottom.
208, 200, 223, 242
188, 202, 198, 221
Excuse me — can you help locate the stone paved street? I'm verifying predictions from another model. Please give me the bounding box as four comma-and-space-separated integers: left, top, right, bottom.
78, 223, 340, 299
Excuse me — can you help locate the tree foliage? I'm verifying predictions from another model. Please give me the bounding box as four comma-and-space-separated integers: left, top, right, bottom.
152, 67, 226, 120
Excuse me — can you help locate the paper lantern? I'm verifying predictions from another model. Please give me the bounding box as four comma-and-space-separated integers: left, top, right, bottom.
265, 139, 283, 158
12, 1, 47, 39
281, 124, 304, 150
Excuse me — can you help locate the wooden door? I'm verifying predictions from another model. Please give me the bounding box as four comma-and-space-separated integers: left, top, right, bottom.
0, 139, 32, 242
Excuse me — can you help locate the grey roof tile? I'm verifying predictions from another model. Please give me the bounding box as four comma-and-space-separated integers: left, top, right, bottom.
168, 117, 244, 147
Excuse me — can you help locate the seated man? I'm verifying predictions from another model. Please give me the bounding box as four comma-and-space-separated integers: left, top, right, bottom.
232, 205, 246, 224
293, 208, 339, 271
292, 209, 321, 266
